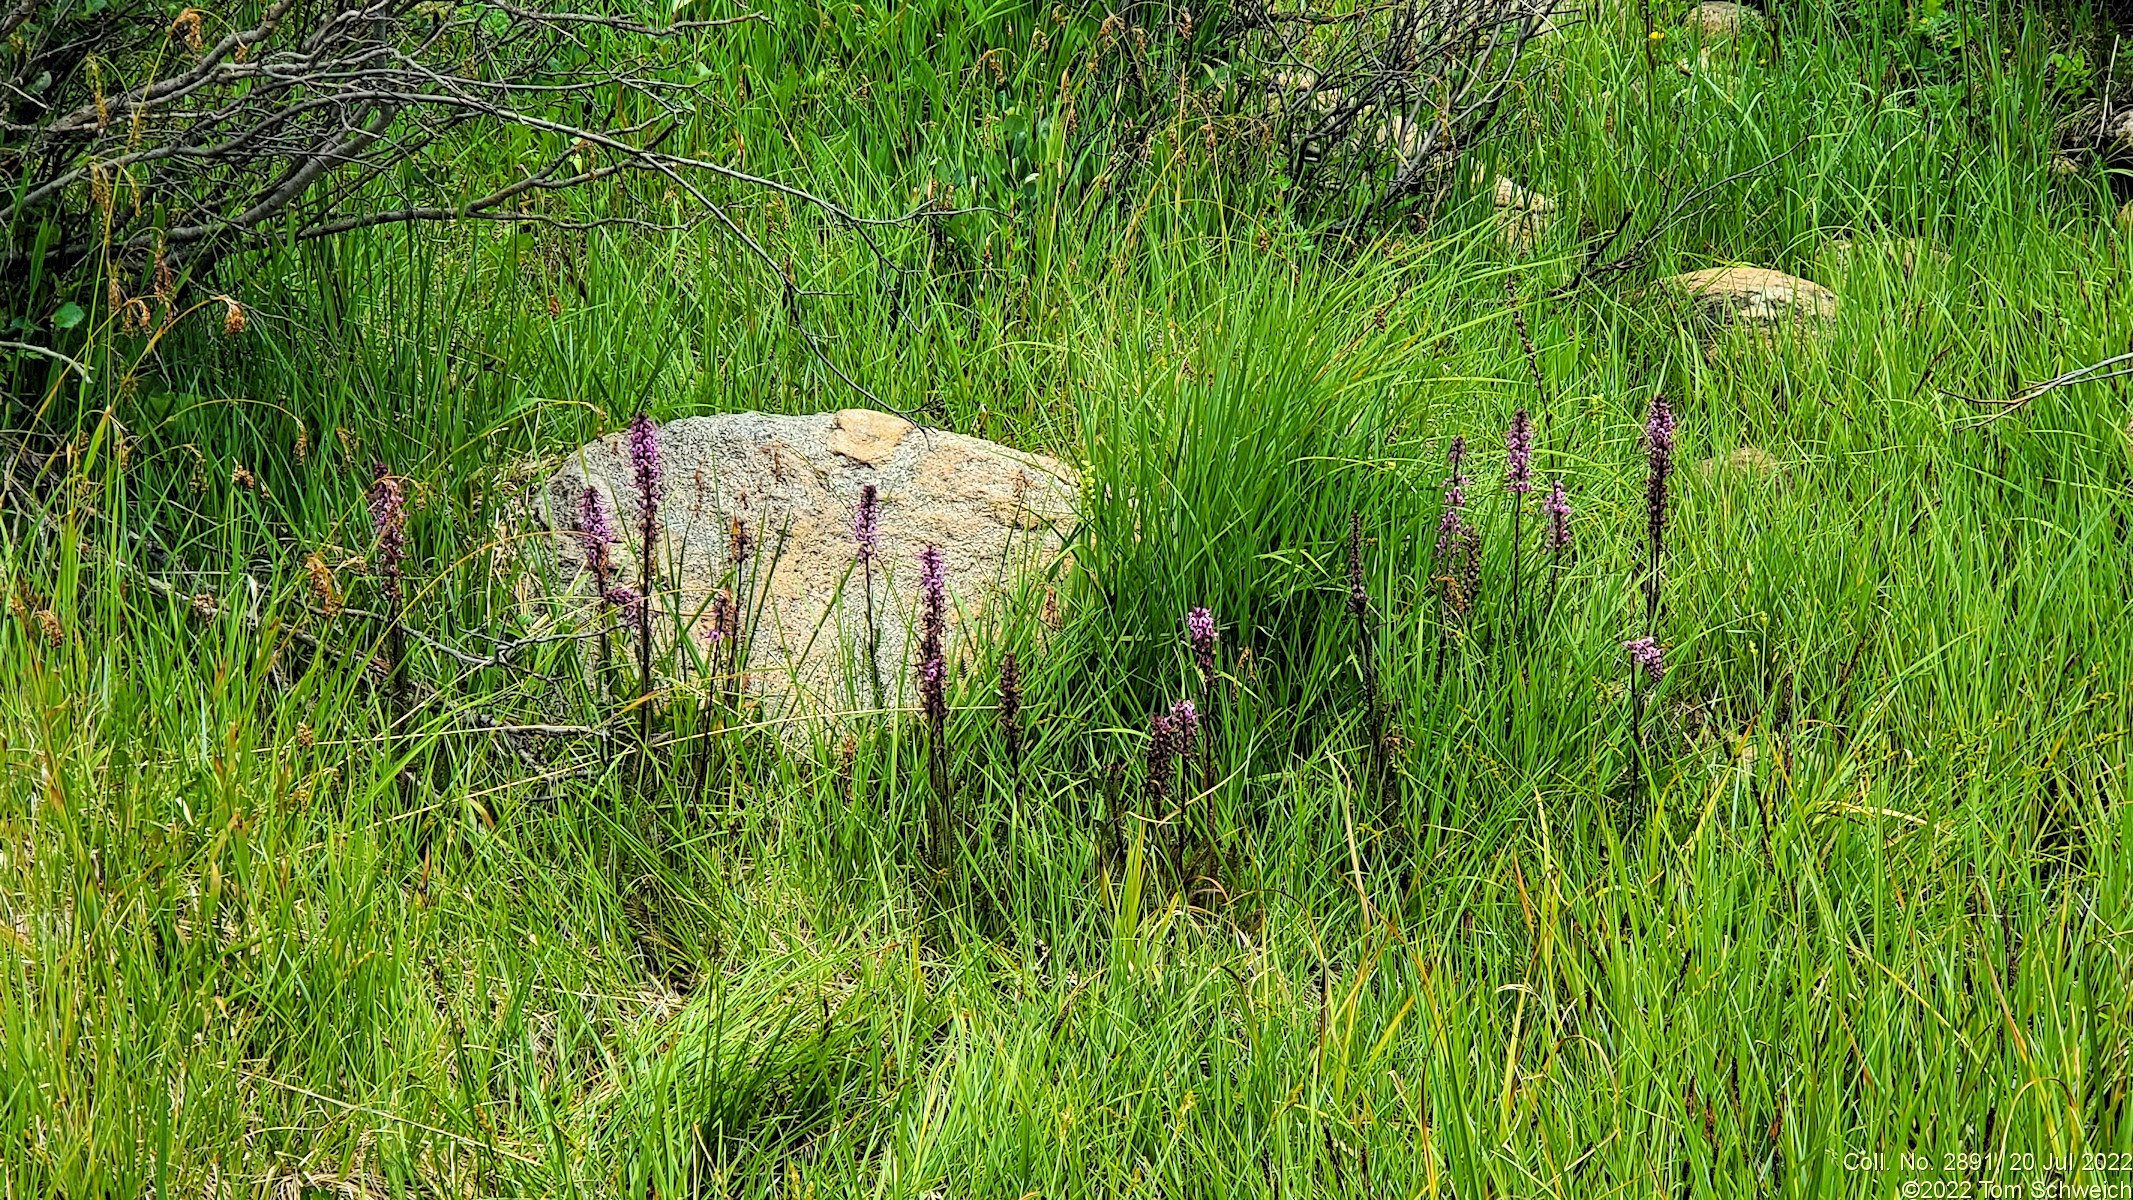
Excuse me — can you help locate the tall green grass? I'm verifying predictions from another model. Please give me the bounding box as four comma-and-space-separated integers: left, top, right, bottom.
3, 0, 2131, 1195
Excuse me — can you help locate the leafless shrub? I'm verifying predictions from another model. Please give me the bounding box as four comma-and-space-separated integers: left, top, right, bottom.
1223, 0, 1558, 239
0, 0, 934, 399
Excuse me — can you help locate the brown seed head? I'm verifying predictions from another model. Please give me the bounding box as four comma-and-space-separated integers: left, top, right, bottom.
304, 552, 340, 615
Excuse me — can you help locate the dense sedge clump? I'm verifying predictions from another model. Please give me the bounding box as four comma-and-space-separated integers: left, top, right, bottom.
1186, 606, 1217, 684
1624, 636, 1665, 682
854, 484, 879, 565
1545, 477, 1573, 553
1505, 408, 1533, 494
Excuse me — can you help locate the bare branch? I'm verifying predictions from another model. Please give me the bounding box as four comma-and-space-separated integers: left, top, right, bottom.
1, 0, 945, 408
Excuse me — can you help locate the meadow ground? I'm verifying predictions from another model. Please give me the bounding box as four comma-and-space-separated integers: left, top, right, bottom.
4, 0, 2133, 1195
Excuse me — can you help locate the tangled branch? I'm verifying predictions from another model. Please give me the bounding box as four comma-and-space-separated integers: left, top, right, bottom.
1225, 0, 1557, 239
0, 0, 946, 407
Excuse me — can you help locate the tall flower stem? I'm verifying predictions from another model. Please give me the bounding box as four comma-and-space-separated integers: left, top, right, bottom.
1184, 605, 1219, 836
1510, 505, 1523, 637
692, 590, 734, 809
998, 651, 1023, 806
1544, 477, 1572, 622
916, 546, 949, 865
1169, 699, 1200, 895
1642, 394, 1676, 629
1432, 436, 1469, 678
863, 561, 881, 712
627, 413, 662, 784
1505, 409, 1532, 639
368, 464, 408, 721
368, 463, 410, 807
1624, 636, 1665, 793
1348, 513, 1387, 821
855, 484, 882, 715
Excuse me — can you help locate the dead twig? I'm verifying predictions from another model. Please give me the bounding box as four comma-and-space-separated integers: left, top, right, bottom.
1961, 350, 2133, 427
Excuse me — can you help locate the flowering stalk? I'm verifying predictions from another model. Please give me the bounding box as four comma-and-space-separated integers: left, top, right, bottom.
580, 486, 619, 702
727, 515, 753, 710
917, 545, 950, 859
1348, 512, 1387, 815
1168, 698, 1201, 887
856, 485, 882, 713
1434, 435, 1470, 560
1144, 706, 1178, 883
1544, 476, 1573, 604
368, 463, 409, 725
627, 412, 662, 764
1624, 636, 1665, 779
1434, 436, 1480, 627
1643, 394, 1676, 627
693, 589, 735, 806
1506, 408, 1532, 635
998, 650, 1023, 790
1186, 606, 1217, 689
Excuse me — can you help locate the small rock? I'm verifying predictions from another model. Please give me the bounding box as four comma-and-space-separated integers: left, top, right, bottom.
1662, 267, 1838, 325
1684, 1, 1764, 38
525, 410, 1078, 737
1700, 445, 1781, 478
1819, 235, 1950, 279
1490, 175, 1555, 250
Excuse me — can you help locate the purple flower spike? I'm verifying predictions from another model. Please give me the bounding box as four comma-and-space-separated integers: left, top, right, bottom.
918, 545, 946, 646
1506, 408, 1533, 494
998, 652, 1023, 762
1145, 710, 1178, 802
1643, 394, 1677, 462
579, 486, 616, 591
606, 586, 645, 627
1435, 436, 1471, 557
1545, 477, 1573, 553
1643, 393, 1676, 570
1169, 697, 1200, 762
1186, 606, 1217, 684
730, 516, 753, 566
627, 410, 661, 541
704, 590, 732, 645
854, 484, 879, 565
368, 463, 408, 587
918, 656, 947, 726
917, 545, 948, 729
1347, 513, 1370, 620
1624, 636, 1665, 682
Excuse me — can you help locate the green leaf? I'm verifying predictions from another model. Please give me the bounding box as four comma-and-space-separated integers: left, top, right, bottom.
53, 302, 84, 330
